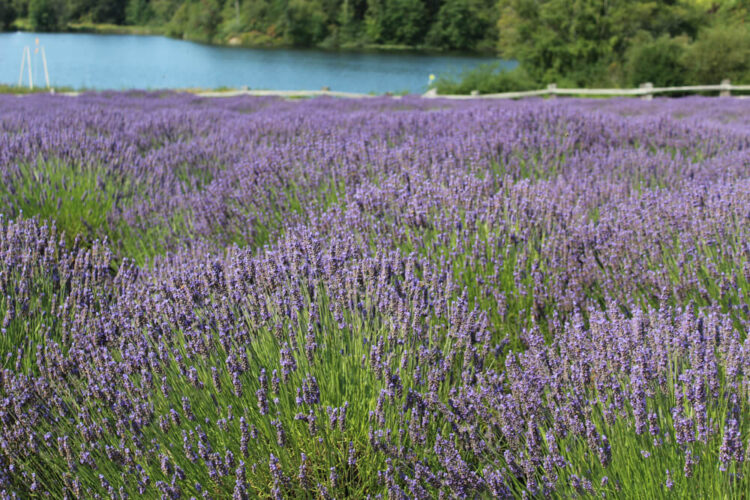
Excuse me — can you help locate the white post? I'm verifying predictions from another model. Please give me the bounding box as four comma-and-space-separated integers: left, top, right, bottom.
41, 47, 50, 88
639, 82, 653, 101
18, 47, 27, 87
720, 79, 731, 98
547, 83, 557, 99
26, 47, 33, 90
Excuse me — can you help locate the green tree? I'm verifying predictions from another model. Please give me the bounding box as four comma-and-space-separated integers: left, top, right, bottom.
0, 0, 16, 30
284, 0, 328, 45
426, 0, 489, 50
496, 0, 702, 86
10, 0, 27, 18
125, 0, 153, 24
625, 33, 689, 87
167, 0, 223, 42
151, 0, 183, 24
337, 0, 359, 42
29, 0, 67, 31
90, 0, 128, 23
365, 0, 426, 45
684, 23, 750, 84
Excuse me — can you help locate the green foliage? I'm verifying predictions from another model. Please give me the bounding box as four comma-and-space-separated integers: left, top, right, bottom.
0, 0, 15, 30
495, 0, 708, 86
284, 0, 328, 46
3, 0, 499, 52
90, 0, 126, 23
125, 0, 151, 25
683, 23, 750, 84
10, 0, 27, 18
365, 0, 427, 45
149, 0, 181, 24
625, 33, 689, 87
29, 0, 67, 30
433, 63, 536, 94
0, 158, 129, 250
336, 0, 359, 41
166, 0, 223, 43
425, 0, 489, 51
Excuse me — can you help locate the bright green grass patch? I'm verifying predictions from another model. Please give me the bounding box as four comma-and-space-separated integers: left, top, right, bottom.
0, 158, 132, 249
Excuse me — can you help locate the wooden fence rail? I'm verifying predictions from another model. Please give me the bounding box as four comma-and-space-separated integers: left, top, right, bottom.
199, 80, 750, 100
47, 80, 750, 100
423, 80, 750, 100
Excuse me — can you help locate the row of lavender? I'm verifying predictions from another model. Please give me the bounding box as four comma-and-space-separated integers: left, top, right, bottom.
0, 93, 748, 497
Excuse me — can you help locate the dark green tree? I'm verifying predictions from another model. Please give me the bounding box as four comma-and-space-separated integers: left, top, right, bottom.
625, 33, 688, 87
684, 23, 750, 84
284, 0, 328, 45
0, 0, 15, 30
365, 0, 426, 45
337, 0, 359, 42
90, 0, 127, 23
10, 0, 26, 19
496, 0, 702, 86
29, 0, 67, 31
125, 0, 153, 24
426, 0, 489, 51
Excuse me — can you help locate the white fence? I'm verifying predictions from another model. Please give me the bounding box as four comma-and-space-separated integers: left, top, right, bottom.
424, 80, 750, 100
44, 79, 750, 99
194, 80, 750, 100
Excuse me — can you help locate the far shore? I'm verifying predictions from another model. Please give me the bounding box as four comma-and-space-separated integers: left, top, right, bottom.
7, 20, 496, 57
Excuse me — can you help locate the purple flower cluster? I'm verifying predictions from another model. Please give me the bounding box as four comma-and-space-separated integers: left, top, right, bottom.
0, 93, 748, 497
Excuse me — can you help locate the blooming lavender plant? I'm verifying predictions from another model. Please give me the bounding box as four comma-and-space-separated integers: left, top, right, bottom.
0, 93, 747, 497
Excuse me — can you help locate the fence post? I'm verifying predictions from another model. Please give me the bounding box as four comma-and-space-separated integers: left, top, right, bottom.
720, 79, 731, 97
547, 83, 557, 99
639, 82, 653, 101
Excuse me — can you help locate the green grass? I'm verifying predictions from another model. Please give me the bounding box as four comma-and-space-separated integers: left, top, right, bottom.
0, 157, 132, 249
0, 84, 80, 95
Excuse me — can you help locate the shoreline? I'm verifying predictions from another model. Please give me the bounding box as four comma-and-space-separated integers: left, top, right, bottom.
7, 21, 497, 58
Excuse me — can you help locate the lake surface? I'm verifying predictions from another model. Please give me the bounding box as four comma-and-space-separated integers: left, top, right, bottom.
0, 32, 509, 93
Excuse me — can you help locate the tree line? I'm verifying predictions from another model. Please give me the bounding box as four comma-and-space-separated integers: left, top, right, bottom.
1, 0, 749, 88
0, 0, 499, 51
435, 0, 750, 92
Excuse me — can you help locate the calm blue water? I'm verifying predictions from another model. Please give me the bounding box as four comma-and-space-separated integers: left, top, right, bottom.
0, 32, 509, 93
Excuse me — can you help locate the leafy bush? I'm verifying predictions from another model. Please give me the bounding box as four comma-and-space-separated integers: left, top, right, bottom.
165, 0, 223, 43
0, 0, 14, 30
625, 33, 689, 87
425, 0, 490, 51
365, 0, 427, 46
125, 0, 153, 25
683, 23, 750, 84
433, 63, 537, 94
284, 0, 328, 46
29, 0, 67, 31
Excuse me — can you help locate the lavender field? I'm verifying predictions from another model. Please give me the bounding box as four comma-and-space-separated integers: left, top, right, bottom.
0, 92, 749, 498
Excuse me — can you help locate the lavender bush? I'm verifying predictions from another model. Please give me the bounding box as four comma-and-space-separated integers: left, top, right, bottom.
0, 92, 748, 498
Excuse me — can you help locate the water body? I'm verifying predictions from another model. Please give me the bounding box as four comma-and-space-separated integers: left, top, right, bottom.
0, 32, 509, 93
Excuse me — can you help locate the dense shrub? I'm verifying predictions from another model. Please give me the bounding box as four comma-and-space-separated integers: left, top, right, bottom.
683, 23, 750, 84
625, 33, 689, 87
365, 0, 427, 45
28, 0, 67, 31
284, 0, 328, 46
433, 63, 537, 94
425, 0, 490, 51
